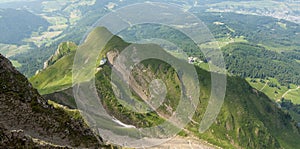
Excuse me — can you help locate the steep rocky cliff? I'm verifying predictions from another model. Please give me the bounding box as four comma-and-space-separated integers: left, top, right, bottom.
0, 54, 106, 148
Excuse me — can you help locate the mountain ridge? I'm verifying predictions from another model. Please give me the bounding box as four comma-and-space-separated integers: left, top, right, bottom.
31, 27, 300, 148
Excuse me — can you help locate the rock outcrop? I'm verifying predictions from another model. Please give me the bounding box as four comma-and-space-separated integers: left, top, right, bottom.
43, 42, 77, 69
0, 54, 105, 148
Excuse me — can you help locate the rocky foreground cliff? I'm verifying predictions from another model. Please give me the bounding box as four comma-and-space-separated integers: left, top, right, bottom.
0, 54, 109, 148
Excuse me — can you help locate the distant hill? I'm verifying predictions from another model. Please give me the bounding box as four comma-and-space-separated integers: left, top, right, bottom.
31, 27, 300, 149
0, 8, 49, 45
9, 2, 300, 79
117, 13, 300, 86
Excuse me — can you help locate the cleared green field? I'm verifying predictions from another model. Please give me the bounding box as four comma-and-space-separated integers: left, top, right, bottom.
247, 77, 300, 105
277, 22, 287, 30
0, 44, 30, 58
284, 89, 300, 105
199, 36, 248, 49
30, 52, 74, 95
246, 78, 266, 90
11, 60, 22, 68
258, 43, 299, 53
247, 78, 294, 102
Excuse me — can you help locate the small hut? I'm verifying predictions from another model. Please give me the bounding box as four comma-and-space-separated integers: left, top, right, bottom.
99, 58, 107, 66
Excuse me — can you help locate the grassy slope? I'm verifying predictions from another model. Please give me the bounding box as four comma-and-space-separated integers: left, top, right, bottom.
247, 78, 290, 101
194, 75, 300, 149
30, 51, 75, 95
30, 27, 129, 95
30, 27, 300, 149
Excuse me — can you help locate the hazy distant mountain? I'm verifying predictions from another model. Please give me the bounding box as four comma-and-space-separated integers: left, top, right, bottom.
0, 8, 49, 45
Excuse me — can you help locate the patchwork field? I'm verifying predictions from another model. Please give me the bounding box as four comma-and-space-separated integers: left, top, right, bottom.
247, 77, 300, 104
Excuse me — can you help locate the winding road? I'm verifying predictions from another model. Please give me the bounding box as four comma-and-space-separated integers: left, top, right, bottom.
260, 80, 269, 91
277, 86, 300, 102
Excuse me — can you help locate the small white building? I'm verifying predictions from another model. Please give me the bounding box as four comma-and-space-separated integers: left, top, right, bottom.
188, 57, 198, 64
99, 58, 107, 66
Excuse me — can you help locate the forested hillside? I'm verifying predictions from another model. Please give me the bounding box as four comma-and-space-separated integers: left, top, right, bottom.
223, 42, 300, 85
0, 8, 49, 45
31, 27, 300, 149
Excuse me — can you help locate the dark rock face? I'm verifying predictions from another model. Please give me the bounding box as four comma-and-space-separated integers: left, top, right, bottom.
0, 54, 104, 148
0, 124, 71, 149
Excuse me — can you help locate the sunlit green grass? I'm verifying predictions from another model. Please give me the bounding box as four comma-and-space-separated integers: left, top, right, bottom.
285, 89, 300, 105
11, 60, 22, 68
30, 52, 74, 95
247, 77, 300, 106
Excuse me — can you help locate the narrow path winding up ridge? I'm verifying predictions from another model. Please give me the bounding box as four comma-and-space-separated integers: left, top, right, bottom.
277, 86, 300, 102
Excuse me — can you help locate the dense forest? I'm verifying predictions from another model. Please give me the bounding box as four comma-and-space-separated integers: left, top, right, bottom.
197, 12, 300, 48
119, 24, 206, 60
281, 98, 300, 115
223, 42, 300, 85
282, 50, 300, 61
